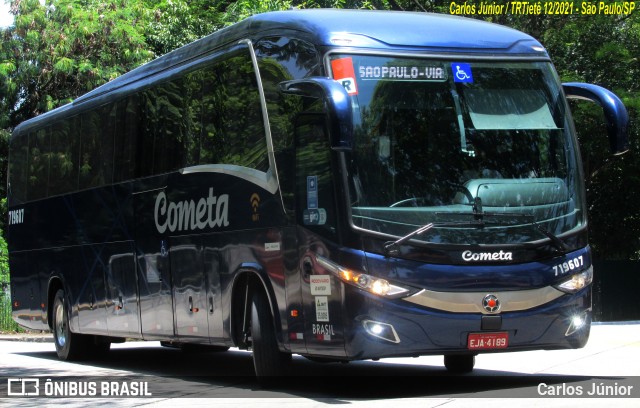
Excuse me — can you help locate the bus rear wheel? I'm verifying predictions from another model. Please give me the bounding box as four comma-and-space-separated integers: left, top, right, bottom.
444, 354, 475, 374
250, 288, 291, 378
52, 289, 89, 360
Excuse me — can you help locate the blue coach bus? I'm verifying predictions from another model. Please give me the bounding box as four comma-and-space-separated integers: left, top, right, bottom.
8, 9, 629, 377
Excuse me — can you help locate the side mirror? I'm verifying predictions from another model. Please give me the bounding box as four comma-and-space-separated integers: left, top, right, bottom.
562, 82, 629, 155
280, 78, 353, 150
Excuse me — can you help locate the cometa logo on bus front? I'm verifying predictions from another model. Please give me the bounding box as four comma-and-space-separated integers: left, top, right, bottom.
462, 250, 513, 262
154, 188, 229, 234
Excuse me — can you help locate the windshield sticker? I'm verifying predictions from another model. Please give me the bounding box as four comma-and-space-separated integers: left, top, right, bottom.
315, 296, 330, 322
331, 57, 358, 95
310, 275, 332, 296
358, 64, 446, 82
303, 208, 327, 225
307, 175, 318, 209
452, 63, 474, 83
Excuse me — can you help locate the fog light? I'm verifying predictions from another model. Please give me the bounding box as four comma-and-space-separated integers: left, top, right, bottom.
370, 324, 384, 335
572, 315, 584, 327
566, 312, 588, 336
363, 320, 400, 343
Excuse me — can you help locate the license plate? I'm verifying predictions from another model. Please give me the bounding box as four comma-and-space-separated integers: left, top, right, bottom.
468, 332, 509, 350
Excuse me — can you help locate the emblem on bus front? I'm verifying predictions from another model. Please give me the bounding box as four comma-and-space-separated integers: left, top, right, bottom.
482, 294, 501, 313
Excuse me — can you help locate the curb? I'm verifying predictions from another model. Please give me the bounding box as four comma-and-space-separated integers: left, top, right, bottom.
0, 334, 54, 343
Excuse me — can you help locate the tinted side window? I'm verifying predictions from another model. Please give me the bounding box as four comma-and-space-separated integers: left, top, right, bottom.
196, 66, 223, 166
184, 69, 205, 166
154, 80, 187, 174
114, 96, 138, 182
139, 81, 186, 177
49, 117, 79, 196
218, 55, 268, 171
80, 105, 114, 189
196, 52, 268, 171
138, 89, 156, 178
27, 127, 50, 200
9, 133, 29, 205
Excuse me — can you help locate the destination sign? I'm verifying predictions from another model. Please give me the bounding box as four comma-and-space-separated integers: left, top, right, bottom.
358, 64, 447, 81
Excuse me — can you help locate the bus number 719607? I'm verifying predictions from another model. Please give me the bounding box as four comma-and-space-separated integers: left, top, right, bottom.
553, 256, 585, 276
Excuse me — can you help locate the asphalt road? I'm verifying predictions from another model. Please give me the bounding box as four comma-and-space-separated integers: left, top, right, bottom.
1, 322, 639, 407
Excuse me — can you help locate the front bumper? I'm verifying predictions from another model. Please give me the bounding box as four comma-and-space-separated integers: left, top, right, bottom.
343, 285, 591, 360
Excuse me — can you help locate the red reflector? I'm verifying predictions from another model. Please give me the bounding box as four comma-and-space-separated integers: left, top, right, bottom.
468, 332, 509, 350
291, 309, 299, 317
13, 301, 20, 308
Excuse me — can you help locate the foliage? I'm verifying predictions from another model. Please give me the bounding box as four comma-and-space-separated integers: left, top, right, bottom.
0, 0, 154, 129
223, 0, 292, 26
0, 130, 8, 232
0, 227, 8, 286
0, 287, 20, 332
144, 0, 220, 56
0, 198, 9, 288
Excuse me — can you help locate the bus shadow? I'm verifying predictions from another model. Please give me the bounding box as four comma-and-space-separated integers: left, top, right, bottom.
14, 344, 624, 400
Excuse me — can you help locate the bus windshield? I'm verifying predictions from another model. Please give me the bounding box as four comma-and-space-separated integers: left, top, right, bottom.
334, 55, 585, 246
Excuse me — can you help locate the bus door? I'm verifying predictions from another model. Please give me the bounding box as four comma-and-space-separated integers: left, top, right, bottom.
134, 185, 175, 338
104, 248, 141, 337
295, 113, 346, 357
170, 236, 223, 342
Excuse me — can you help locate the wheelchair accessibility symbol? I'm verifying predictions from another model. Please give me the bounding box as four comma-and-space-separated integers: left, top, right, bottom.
452, 63, 473, 83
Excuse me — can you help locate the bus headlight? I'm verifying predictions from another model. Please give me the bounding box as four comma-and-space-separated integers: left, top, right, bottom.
554, 267, 593, 293
315, 255, 413, 298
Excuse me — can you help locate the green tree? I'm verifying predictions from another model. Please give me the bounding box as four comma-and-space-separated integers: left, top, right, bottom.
0, 235, 7, 286
0, 0, 154, 129
222, 0, 292, 24
144, 0, 220, 56
0, 203, 8, 286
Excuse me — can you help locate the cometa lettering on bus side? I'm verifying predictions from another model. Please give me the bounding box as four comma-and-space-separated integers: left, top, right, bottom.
154, 188, 229, 234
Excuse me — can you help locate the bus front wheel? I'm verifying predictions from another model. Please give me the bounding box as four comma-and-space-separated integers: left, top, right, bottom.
250, 289, 291, 378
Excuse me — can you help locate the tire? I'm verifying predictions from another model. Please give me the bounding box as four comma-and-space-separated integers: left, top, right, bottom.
444, 354, 475, 374
52, 289, 90, 360
250, 289, 291, 378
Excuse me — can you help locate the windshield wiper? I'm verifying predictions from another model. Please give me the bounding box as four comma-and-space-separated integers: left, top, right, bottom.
532, 221, 569, 252
384, 198, 568, 254
437, 199, 569, 252
383, 220, 484, 256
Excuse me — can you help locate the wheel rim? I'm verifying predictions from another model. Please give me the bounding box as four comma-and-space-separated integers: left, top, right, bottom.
55, 301, 66, 348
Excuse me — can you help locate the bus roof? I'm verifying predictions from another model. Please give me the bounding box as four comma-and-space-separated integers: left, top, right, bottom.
13, 9, 548, 137
250, 9, 545, 52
